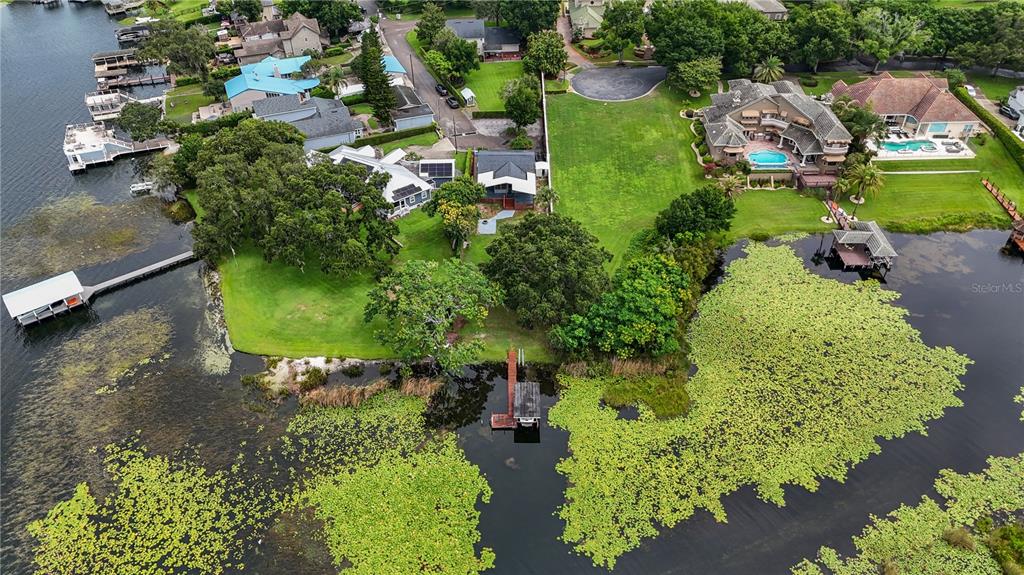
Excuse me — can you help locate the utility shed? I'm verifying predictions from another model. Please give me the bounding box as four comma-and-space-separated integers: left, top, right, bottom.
2, 272, 86, 326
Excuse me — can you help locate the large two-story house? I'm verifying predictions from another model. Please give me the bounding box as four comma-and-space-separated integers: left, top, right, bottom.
234, 12, 329, 65
702, 79, 852, 181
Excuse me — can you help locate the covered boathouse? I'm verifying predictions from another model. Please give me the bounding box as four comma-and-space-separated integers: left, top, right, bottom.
831, 220, 898, 274
2, 272, 87, 326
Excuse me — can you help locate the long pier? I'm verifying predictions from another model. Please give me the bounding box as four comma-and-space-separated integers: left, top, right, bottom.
98, 74, 171, 89
81, 251, 196, 300
983, 178, 1024, 252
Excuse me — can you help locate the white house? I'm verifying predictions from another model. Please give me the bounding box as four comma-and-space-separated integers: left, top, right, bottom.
474, 150, 537, 209
325, 145, 434, 216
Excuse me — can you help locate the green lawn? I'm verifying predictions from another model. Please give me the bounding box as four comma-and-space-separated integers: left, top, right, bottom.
547, 87, 709, 265
385, 5, 475, 20
212, 205, 552, 360
164, 85, 214, 124
933, 0, 1020, 7
965, 73, 1021, 101
378, 131, 441, 155
320, 52, 356, 67
731, 189, 832, 240
794, 72, 868, 96
464, 61, 524, 112
859, 136, 1024, 232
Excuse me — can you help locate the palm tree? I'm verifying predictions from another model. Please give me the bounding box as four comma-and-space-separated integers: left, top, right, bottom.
845, 163, 885, 216
536, 186, 559, 212
320, 65, 344, 92
717, 174, 745, 198
753, 56, 785, 84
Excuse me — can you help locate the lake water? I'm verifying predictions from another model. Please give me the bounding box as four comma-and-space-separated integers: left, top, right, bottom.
2, 5, 1023, 574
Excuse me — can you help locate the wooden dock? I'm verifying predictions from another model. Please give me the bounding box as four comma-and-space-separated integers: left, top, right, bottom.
983, 179, 1024, 252
81, 251, 195, 300
491, 348, 540, 430
98, 74, 171, 89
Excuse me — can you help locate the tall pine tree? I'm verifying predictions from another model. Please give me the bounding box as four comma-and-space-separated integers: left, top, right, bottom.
358, 30, 396, 126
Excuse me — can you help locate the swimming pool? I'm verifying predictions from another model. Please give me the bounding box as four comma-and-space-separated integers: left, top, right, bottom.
880, 140, 938, 152
748, 149, 790, 168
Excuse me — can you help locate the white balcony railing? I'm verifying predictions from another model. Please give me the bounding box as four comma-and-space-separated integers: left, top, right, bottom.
760, 117, 788, 129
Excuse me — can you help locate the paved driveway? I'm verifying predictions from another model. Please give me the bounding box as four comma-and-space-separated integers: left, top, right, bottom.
570, 66, 667, 101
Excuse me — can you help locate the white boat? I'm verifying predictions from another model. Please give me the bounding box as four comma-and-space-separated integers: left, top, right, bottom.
130, 181, 154, 195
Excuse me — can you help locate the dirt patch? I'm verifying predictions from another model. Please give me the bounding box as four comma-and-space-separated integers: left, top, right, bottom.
2, 194, 166, 280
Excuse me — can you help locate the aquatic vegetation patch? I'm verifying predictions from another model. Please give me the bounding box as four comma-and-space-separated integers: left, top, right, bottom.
297, 435, 495, 575
284, 391, 493, 573
47, 307, 173, 392
791, 454, 1024, 575
27, 441, 275, 575
549, 243, 971, 568
2, 194, 165, 279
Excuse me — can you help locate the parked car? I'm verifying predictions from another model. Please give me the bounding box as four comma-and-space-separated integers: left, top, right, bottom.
964, 85, 977, 97
445, 97, 460, 109
435, 84, 448, 96
999, 104, 1021, 120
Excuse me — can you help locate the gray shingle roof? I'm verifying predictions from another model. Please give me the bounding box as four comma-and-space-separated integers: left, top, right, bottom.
475, 150, 535, 179
706, 117, 748, 147
781, 123, 823, 155
833, 220, 897, 258
446, 19, 485, 40
253, 95, 362, 139
484, 27, 521, 50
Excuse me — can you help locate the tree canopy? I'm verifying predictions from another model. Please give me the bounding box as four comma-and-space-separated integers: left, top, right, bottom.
667, 56, 721, 96
522, 29, 568, 78
218, 0, 261, 21
552, 254, 690, 359
482, 213, 611, 328
115, 102, 163, 141
855, 7, 931, 73
432, 27, 480, 80
787, 2, 854, 73
277, 0, 363, 38
598, 0, 645, 65
415, 2, 447, 47
501, 76, 541, 129
654, 185, 735, 240
364, 259, 502, 373
138, 20, 215, 78
502, 0, 559, 38
357, 30, 397, 126
189, 119, 399, 274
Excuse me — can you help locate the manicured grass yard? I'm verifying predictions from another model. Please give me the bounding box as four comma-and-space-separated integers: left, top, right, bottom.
320, 52, 355, 67
731, 189, 832, 239
214, 207, 552, 360
378, 131, 440, 155
464, 61, 524, 112
794, 72, 868, 96
164, 85, 214, 124
547, 87, 708, 264
965, 73, 1021, 101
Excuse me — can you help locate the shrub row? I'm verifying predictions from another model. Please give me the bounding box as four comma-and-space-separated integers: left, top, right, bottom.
174, 111, 252, 136
211, 65, 240, 80
174, 76, 202, 87
799, 76, 819, 87
352, 123, 437, 147
341, 93, 367, 105
954, 87, 1024, 173
472, 110, 509, 119
325, 46, 348, 57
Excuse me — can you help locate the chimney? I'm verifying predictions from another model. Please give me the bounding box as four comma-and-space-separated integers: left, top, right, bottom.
273, 65, 281, 78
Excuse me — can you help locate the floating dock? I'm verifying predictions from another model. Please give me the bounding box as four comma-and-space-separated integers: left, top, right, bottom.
85, 90, 164, 121
491, 349, 540, 430
2, 251, 196, 326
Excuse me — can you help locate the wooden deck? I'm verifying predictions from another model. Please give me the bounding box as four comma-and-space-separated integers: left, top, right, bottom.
490, 348, 541, 430
81, 251, 195, 300
982, 179, 1024, 252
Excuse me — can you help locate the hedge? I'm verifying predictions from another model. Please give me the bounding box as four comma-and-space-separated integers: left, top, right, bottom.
211, 65, 240, 80
174, 76, 202, 87
325, 46, 348, 57
799, 76, 819, 87
353, 123, 437, 147
472, 110, 509, 119
342, 93, 367, 105
413, 46, 466, 106
174, 111, 253, 137
955, 87, 1024, 173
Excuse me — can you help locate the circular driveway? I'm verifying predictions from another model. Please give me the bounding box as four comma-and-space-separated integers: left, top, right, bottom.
570, 66, 667, 101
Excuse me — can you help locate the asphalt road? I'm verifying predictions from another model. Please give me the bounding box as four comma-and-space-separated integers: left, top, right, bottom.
379, 18, 479, 137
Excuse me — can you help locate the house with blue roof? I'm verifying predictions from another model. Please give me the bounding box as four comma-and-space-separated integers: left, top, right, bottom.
226, 55, 321, 111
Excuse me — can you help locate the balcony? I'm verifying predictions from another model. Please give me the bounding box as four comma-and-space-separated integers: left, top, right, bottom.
822, 143, 850, 155
760, 116, 788, 129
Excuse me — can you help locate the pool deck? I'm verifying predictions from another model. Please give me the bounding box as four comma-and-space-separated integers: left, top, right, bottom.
745, 140, 798, 169
867, 137, 976, 161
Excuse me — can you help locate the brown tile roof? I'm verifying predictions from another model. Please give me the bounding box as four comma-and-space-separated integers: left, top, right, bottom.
830, 73, 979, 124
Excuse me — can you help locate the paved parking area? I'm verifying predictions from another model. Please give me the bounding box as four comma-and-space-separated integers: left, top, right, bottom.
570, 66, 667, 101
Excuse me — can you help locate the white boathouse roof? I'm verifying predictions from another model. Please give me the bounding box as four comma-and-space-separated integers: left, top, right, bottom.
2, 272, 84, 318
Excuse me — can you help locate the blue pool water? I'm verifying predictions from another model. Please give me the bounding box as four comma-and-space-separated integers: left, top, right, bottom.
880, 140, 938, 152
748, 150, 789, 167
